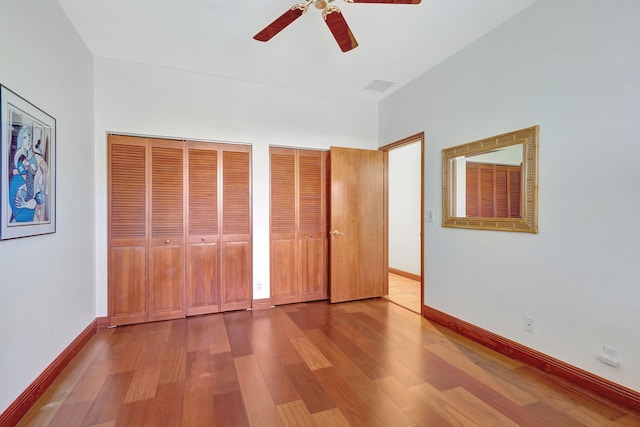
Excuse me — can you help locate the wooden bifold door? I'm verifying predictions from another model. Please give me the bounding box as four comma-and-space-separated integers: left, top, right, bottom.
269, 147, 329, 305
108, 135, 251, 327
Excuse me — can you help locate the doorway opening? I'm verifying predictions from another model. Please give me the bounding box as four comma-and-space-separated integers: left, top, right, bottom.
380, 133, 424, 314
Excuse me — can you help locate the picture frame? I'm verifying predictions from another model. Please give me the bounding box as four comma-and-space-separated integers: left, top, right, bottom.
1, 85, 56, 240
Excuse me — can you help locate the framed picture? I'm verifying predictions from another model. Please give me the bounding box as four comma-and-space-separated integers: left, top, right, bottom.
1, 85, 56, 240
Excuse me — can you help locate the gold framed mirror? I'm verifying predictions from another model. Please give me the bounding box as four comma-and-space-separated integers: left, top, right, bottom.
442, 126, 538, 233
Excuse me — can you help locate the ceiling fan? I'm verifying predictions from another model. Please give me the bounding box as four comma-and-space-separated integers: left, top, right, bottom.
254, 0, 422, 53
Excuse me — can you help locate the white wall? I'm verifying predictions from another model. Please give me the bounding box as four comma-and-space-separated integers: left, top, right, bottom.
388, 142, 421, 275
379, 0, 640, 391
94, 57, 378, 314
0, 0, 95, 412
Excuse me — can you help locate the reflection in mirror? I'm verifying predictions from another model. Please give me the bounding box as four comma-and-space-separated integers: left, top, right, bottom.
442, 126, 538, 233
451, 144, 523, 218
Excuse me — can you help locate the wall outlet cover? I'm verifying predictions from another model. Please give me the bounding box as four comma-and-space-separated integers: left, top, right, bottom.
602, 345, 620, 367
524, 316, 535, 333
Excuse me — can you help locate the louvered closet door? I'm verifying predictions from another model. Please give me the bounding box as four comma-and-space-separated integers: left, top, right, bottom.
149, 138, 186, 322
298, 150, 327, 302
108, 136, 149, 326
270, 147, 328, 305
270, 148, 297, 305
220, 145, 252, 311
187, 142, 220, 315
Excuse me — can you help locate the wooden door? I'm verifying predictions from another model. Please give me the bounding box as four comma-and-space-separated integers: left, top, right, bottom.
297, 150, 327, 302
270, 148, 297, 305
148, 138, 186, 322
330, 147, 384, 303
108, 136, 149, 326
269, 148, 327, 305
187, 142, 220, 315
220, 145, 252, 311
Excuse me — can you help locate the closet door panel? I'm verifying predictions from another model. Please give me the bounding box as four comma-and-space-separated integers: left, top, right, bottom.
270, 240, 296, 305
220, 147, 251, 311
220, 240, 251, 311
108, 136, 148, 326
109, 246, 147, 325
298, 151, 327, 301
151, 141, 185, 241
149, 139, 185, 321
270, 148, 296, 304
298, 238, 326, 301
149, 244, 185, 321
188, 242, 219, 315
187, 143, 220, 315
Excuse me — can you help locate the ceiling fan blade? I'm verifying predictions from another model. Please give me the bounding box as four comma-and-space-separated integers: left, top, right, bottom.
254, 4, 307, 42
346, 0, 421, 3
323, 6, 358, 52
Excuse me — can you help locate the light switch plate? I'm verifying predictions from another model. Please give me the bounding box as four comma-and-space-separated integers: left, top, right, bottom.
425, 210, 434, 222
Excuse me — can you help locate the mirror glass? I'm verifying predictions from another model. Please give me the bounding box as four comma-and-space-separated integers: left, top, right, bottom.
442, 126, 538, 233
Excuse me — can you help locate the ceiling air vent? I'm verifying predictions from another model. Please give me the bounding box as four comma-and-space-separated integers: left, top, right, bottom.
364, 79, 395, 92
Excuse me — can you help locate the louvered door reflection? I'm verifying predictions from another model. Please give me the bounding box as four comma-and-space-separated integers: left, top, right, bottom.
269, 147, 327, 305
220, 146, 252, 311
149, 139, 185, 322
466, 162, 522, 218
187, 142, 220, 315
108, 136, 148, 326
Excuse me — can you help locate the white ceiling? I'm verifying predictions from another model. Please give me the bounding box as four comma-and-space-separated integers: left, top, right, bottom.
57, 0, 536, 101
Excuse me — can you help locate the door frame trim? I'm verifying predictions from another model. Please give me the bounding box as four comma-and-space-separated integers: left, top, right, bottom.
380, 132, 425, 314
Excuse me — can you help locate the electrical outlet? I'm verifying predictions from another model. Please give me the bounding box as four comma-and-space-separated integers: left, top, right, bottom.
601, 345, 620, 367
524, 316, 535, 333
257, 282, 262, 291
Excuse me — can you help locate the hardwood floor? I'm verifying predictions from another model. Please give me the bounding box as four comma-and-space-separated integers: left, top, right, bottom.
18, 299, 639, 426
386, 273, 421, 313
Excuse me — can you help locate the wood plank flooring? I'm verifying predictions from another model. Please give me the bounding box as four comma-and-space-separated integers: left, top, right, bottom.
386, 273, 421, 313
18, 299, 640, 426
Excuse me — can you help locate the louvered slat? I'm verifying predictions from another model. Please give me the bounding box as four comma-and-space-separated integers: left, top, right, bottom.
111, 144, 147, 239
189, 148, 218, 235
271, 153, 296, 234
222, 150, 250, 235
298, 153, 322, 234
152, 147, 184, 238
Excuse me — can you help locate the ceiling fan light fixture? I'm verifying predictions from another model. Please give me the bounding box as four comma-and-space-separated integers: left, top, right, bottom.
314, 0, 328, 9
254, 0, 420, 51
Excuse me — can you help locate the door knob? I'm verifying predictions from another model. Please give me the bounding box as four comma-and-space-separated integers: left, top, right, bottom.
331, 230, 344, 236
